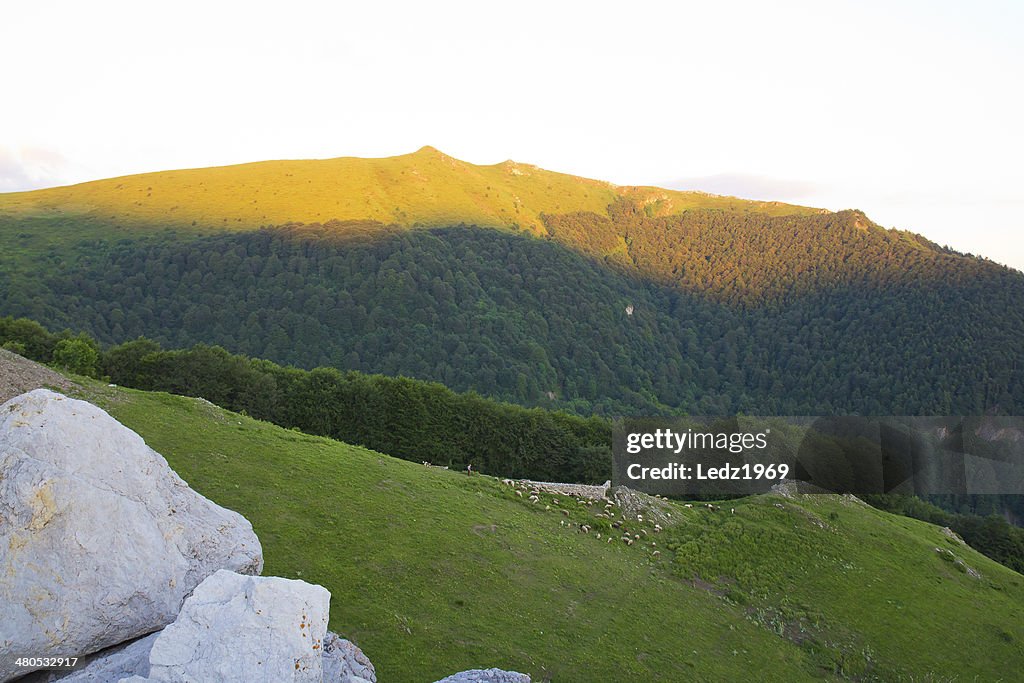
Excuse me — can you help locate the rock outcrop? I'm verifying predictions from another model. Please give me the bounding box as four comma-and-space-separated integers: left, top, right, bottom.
0, 390, 263, 682
434, 669, 532, 683
120, 570, 329, 683
323, 632, 377, 683
20, 627, 377, 683
609, 485, 677, 527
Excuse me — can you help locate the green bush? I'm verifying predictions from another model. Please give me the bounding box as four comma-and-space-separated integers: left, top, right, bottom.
0, 316, 57, 361
52, 337, 100, 377
2, 340, 27, 355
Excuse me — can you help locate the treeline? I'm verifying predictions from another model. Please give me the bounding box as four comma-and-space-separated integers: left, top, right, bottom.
0, 316, 611, 483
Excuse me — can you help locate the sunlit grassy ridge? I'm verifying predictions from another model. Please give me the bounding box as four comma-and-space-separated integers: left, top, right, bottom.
60, 379, 1024, 682
0, 147, 820, 235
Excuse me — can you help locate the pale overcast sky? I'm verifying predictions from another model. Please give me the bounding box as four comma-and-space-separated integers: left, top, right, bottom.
2, 0, 1022, 269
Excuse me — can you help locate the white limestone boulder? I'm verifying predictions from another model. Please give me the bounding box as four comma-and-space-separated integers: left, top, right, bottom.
0, 390, 263, 682
434, 669, 532, 683
120, 570, 329, 683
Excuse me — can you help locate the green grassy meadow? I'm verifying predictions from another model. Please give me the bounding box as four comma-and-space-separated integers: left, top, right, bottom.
55, 380, 1023, 682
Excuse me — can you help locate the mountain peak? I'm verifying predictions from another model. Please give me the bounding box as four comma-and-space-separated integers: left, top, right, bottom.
412, 145, 447, 157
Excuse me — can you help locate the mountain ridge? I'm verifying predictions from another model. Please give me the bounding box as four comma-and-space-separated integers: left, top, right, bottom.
0, 147, 822, 236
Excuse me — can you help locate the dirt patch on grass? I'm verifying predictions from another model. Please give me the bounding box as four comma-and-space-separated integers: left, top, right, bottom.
0, 349, 75, 404
689, 576, 728, 598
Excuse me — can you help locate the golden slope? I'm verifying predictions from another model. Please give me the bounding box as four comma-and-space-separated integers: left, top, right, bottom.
0, 146, 821, 234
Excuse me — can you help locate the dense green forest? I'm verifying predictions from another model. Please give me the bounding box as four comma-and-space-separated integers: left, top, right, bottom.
544, 202, 1010, 304
3, 212, 1022, 416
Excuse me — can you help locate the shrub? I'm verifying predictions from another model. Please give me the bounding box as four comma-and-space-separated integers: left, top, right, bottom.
2, 340, 27, 355
52, 338, 100, 377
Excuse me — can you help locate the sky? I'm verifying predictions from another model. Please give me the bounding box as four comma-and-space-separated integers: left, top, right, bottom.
2, 0, 1022, 269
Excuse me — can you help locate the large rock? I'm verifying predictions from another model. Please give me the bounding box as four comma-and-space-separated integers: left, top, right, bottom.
0, 390, 263, 682
434, 670, 531, 683
22, 626, 373, 683
322, 632, 377, 683
19, 627, 373, 683
121, 570, 329, 683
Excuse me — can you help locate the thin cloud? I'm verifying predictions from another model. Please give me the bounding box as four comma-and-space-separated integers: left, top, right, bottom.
0, 145, 70, 192
663, 173, 823, 201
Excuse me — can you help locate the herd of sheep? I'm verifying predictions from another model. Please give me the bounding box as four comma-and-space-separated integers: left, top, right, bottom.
499, 478, 674, 557
419, 462, 738, 562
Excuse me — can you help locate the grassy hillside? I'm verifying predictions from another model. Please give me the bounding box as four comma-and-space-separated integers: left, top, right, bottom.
0, 147, 818, 238
55, 378, 1024, 682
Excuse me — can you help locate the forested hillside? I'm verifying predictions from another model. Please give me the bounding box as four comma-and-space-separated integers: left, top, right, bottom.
544, 201, 1006, 304
4, 218, 1022, 415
